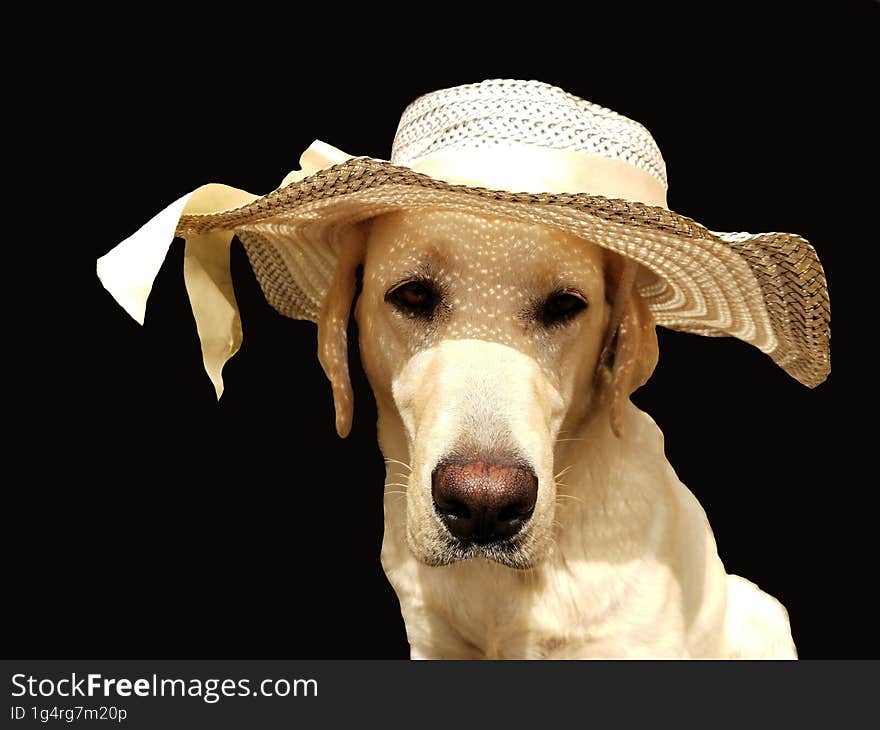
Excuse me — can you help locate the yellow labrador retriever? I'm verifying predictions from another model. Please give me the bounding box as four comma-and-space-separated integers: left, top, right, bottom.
318, 207, 797, 659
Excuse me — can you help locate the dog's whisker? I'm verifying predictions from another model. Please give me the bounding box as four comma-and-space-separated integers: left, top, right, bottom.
555, 493, 585, 505
554, 464, 575, 480
385, 483, 411, 490
555, 437, 585, 443
384, 458, 413, 472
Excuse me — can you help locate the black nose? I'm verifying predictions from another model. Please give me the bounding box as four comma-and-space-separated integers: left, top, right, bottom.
431, 459, 538, 545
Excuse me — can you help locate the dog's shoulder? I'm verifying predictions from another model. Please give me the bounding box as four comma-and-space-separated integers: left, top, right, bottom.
722, 573, 798, 659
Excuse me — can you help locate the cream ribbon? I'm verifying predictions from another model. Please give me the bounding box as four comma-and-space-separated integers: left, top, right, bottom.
98, 140, 667, 399
96, 140, 352, 398
408, 146, 668, 207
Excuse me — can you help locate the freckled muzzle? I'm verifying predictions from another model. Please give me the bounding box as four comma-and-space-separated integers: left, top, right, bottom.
431, 458, 539, 546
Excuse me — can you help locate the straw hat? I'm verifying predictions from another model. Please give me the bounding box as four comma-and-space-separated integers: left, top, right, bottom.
97, 79, 830, 397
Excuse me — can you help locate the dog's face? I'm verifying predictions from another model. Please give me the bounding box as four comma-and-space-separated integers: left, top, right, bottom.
318, 209, 657, 569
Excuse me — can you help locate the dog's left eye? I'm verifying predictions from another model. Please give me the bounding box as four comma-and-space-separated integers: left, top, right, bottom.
538, 290, 588, 326
385, 279, 441, 318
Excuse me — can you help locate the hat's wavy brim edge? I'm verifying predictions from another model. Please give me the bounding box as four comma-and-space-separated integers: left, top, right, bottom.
171, 157, 829, 389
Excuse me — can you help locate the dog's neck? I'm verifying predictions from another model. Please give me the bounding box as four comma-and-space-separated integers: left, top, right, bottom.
550, 398, 675, 560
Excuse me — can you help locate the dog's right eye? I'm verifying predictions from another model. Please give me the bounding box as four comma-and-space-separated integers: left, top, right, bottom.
385, 279, 441, 319
537, 289, 588, 327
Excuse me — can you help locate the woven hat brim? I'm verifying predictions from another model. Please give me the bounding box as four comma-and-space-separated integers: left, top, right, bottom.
175, 158, 830, 388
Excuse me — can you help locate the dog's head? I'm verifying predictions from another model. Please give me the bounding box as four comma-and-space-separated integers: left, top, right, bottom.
317, 209, 658, 568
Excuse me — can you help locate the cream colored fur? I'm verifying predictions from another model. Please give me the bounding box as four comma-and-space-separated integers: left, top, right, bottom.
322, 209, 796, 659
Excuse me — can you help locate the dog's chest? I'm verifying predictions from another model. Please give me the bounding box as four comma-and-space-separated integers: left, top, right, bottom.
415, 557, 681, 659
418, 562, 558, 658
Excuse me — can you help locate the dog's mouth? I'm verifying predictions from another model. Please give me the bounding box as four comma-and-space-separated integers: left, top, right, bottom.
415, 527, 538, 570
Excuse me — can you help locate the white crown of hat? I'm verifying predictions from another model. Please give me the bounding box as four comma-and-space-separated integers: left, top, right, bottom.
388, 79, 669, 207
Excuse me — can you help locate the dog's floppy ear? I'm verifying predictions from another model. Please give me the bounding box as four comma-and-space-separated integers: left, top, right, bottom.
599, 252, 659, 438
317, 229, 367, 439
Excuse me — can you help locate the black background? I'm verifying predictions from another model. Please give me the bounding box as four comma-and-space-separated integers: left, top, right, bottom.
13, 3, 875, 659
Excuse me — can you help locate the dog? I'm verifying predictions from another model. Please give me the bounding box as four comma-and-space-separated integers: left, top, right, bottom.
316, 207, 797, 659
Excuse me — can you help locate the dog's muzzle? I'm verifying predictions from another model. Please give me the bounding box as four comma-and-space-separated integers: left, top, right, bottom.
431, 457, 538, 546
